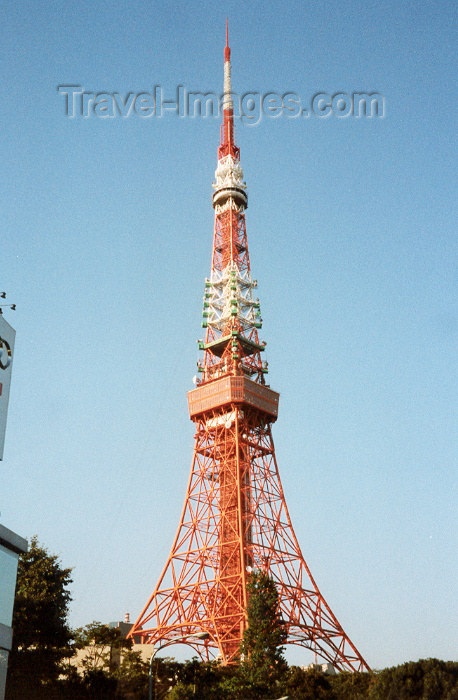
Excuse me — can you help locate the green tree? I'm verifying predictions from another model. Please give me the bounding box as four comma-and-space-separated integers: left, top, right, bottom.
115, 650, 149, 700
74, 621, 132, 675
282, 666, 335, 700
216, 673, 255, 699
168, 683, 195, 700
81, 668, 118, 699
6, 536, 74, 698
239, 570, 287, 694
174, 658, 234, 700
74, 622, 152, 699
330, 670, 373, 699
153, 656, 183, 700
368, 658, 458, 700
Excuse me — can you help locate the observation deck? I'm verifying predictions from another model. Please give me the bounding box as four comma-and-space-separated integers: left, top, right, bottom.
188, 375, 279, 420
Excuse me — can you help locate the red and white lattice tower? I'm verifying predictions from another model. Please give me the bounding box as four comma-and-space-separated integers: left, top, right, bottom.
128, 26, 370, 672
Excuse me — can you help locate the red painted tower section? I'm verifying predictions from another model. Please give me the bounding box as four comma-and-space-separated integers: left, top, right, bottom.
128, 28, 370, 671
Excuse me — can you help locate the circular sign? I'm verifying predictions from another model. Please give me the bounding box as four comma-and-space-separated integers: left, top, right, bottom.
0, 337, 12, 370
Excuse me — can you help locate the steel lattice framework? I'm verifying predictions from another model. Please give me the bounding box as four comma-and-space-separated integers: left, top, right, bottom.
128, 26, 370, 672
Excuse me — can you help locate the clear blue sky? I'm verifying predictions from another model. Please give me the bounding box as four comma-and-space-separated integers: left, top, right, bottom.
1, 0, 456, 670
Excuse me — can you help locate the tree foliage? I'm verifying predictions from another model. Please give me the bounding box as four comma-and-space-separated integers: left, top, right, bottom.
75, 621, 132, 674
115, 649, 150, 699
239, 570, 287, 693
367, 658, 458, 700
330, 670, 374, 699
74, 622, 151, 699
6, 536, 74, 696
174, 658, 235, 699
282, 666, 336, 700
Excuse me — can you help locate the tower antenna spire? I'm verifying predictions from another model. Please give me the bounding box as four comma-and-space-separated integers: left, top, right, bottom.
220, 19, 236, 159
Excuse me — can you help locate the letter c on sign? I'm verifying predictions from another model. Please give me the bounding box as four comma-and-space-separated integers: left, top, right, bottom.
0, 337, 12, 370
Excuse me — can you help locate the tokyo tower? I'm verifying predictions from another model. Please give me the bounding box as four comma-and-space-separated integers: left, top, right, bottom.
129, 26, 370, 672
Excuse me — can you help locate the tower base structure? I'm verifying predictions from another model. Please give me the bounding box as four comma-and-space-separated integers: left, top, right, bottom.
129, 379, 369, 671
